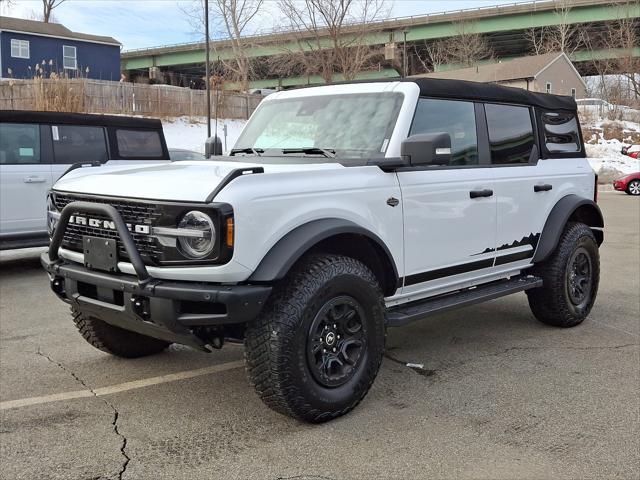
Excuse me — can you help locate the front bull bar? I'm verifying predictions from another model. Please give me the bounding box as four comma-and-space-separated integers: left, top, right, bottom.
49, 201, 151, 282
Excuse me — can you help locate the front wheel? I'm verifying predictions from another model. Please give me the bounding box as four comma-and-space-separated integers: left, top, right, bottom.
244, 254, 386, 422
72, 309, 171, 358
626, 180, 640, 196
527, 222, 600, 327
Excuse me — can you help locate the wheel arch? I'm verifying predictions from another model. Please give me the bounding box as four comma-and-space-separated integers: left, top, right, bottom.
533, 194, 604, 263
248, 218, 400, 297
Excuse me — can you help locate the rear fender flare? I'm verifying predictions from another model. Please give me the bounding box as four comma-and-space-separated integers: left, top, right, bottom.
533, 194, 604, 263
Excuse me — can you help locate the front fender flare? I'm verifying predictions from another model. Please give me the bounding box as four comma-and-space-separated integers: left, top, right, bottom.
533, 194, 604, 263
248, 218, 399, 284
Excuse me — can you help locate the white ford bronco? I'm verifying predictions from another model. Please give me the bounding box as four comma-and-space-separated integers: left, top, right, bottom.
42, 79, 603, 422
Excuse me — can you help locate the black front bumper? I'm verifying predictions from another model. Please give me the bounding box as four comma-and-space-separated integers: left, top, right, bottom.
43, 200, 271, 351
42, 254, 271, 350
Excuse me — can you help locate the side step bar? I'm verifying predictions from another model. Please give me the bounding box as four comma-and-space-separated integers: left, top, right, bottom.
386, 275, 543, 327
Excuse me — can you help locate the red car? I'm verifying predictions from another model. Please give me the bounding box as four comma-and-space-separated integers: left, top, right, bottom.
613, 172, 640, 196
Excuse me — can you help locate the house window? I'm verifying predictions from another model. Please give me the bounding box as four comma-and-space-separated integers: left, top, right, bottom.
545, 82, 552, 94
571, 88, 577, 99
10, 39, 30, 59
63, 45, 77, 70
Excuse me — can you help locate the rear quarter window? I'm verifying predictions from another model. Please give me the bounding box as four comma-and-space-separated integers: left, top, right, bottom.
115, 129, 163, 158
541, 111, 581, 154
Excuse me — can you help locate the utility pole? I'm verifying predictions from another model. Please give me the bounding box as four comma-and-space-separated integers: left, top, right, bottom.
205, 0, 211, 139
403, 29, 409, 78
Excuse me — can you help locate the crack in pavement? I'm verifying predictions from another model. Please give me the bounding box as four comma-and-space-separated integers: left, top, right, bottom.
384, 343, 638, 377
276, 476, 340, 480
384, 353, 437, 377
35, 347, 130, 480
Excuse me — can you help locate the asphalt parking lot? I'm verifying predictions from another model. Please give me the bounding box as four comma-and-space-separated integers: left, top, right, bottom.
1, 192, 638, 480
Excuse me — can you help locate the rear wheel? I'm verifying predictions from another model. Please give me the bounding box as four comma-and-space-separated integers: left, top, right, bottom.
72, 309, 171, 358
245, 254, 386, 422
626, 180, 640, 196
527, 222, 599, 327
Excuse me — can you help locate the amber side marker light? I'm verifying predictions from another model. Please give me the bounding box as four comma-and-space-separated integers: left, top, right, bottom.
226, 217, 234, 247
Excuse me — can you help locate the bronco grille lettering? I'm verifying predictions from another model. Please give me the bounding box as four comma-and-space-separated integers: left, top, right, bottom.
69, 215, 150, 235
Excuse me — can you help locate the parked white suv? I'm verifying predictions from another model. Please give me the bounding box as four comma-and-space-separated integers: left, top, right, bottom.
0, 111, 169, 250
42, 79, 603, 422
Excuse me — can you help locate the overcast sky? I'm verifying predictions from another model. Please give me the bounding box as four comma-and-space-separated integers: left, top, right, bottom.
2, 0, 531, 50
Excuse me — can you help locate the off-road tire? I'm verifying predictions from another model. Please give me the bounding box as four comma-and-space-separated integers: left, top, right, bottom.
527, 222, 599, 327
626, 180, 640, 196
245, 254, 386, 422
72, 309, 171, 358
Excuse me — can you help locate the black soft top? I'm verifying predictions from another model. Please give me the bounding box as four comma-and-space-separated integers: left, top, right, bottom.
410, 78, 576, 111
340, 77, 577, 111
0, 110, 163, 129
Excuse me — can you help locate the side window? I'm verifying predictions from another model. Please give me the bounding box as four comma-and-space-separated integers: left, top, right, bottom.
0, 123, 41, 164
541, 111, 581, 153
410, 98, 478, 166
52, 125, 107, 164
485, 104, 535, 165
115, 129, 163, 158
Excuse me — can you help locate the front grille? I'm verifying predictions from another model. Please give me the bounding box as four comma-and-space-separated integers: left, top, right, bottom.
54, 193, 162, 265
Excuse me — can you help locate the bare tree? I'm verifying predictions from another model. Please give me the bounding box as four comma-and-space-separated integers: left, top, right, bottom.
524, 1, 588, 55
182, 0, 263, 91
42, 0, 66, 23
273, 0, 387, 84
582, 2, 639, 107
607, 14, 639, 100
415, 21, 493, 73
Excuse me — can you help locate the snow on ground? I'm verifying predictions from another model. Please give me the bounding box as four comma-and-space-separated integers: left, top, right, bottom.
162, 117, 247, 154
580, 104, 640, 180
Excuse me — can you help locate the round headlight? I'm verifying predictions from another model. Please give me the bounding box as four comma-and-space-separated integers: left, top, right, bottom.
177, 211, 216, 259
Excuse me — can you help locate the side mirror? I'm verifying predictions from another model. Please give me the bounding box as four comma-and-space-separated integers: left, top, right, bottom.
205, 136, 223, 158
401, 132, 451, 166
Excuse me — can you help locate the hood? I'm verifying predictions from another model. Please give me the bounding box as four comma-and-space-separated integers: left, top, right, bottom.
53, 158, 342, 202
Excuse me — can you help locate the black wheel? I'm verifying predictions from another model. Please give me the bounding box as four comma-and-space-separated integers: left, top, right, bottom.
72, 309, 171, 358
527, 222, 600, 327
626, 180, 640, 196
245, 254, 386, 422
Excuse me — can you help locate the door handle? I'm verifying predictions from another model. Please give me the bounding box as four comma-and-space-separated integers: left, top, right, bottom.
534, 184, 553, 192
469, 189, 493, 199
23, 176, 46, 183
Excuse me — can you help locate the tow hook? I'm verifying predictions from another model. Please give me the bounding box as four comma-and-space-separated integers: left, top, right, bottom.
131, 295, 150, 320
51, 277, 65, 297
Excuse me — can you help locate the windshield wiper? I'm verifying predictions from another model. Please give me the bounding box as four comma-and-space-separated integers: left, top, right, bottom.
281, 147, 336, 158
230, 147, 264, 156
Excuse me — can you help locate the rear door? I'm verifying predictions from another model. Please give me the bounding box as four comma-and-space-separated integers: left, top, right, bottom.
0, 123, 53, 236
483, 103, 554, 267
397, 98, 497, 298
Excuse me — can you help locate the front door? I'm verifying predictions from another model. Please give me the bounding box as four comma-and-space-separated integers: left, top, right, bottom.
0, 123, 53, 237
397, 98, 497, 298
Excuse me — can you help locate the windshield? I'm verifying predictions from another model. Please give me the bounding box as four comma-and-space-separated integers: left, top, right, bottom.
233, 92, 403, 161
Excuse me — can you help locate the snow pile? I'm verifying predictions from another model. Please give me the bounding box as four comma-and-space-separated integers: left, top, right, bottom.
162, 117, 247, 154
586, 140, 639, 180
580, 104, 640, 181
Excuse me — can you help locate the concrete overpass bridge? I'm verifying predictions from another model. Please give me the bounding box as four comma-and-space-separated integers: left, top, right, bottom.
121, 0, 639, 89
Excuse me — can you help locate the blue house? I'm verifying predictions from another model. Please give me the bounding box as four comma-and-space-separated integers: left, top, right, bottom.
0, 16, 120, 80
